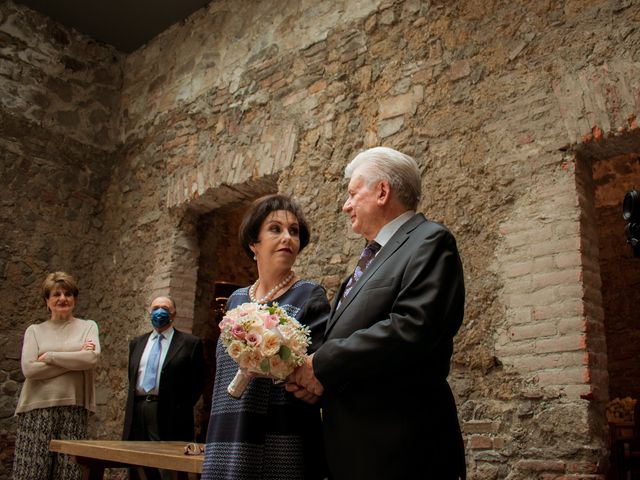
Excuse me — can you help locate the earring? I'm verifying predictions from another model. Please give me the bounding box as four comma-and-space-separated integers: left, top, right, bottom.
253, 255, 257, 261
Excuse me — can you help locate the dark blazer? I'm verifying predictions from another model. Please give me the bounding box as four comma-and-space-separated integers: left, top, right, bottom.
123, 329, 205, 441
313, 213, 466, 480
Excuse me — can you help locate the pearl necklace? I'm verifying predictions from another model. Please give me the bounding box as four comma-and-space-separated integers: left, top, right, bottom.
249, 271, 295, 304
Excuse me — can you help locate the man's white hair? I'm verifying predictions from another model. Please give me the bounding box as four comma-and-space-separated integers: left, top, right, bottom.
345, 146, 421, 210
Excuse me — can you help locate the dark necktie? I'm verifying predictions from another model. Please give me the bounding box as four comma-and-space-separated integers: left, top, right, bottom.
339, 240, 381, 305
142, 333, 163, 393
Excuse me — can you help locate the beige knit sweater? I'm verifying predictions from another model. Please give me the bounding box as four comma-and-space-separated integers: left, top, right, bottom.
15, 317, 100, 414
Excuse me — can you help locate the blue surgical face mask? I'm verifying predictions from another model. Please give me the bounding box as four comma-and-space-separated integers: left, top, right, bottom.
151, 307, 172, 328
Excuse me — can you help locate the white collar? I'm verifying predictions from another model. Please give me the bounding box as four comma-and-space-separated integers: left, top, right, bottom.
374, 210, 416, 248
152, 326, 175, 341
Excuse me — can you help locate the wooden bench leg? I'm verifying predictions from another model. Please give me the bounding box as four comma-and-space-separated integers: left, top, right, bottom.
76, 460, 105, 480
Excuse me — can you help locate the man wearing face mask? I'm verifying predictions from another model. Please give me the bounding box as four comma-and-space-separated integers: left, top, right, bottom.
123, 296, 205, 480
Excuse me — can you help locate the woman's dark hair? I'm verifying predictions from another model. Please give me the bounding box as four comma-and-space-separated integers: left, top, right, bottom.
41, 271, 79, 304
239, 194, 310, 259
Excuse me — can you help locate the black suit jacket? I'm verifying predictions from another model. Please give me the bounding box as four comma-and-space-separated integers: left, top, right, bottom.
123, 329, 205, 441
314, 213, 466, 480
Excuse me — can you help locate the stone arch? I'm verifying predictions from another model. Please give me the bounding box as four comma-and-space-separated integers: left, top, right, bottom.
157, 121, 299, 332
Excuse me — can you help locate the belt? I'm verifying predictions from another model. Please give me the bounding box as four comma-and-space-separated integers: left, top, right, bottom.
135, 394, 159, 402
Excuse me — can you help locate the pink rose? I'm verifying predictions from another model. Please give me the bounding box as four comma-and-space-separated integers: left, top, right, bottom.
246, 332, 262, 347
263, 314, 279, 330
231, 325, 246, 340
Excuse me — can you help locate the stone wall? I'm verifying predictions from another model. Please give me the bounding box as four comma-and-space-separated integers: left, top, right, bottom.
0, 2, 121, 477
2, 0, 640, 479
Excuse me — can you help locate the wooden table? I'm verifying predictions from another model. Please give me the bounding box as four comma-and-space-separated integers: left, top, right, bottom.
49, 439, 204, 480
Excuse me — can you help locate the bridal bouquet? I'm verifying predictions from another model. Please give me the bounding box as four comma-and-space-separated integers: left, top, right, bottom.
219, 302, 311, 398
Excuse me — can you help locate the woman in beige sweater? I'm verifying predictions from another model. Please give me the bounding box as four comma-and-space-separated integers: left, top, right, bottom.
12, 272, 100, 480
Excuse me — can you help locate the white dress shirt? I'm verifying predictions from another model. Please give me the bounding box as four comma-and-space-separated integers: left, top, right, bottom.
374, 210, 416, 249
135, 326, 175, 395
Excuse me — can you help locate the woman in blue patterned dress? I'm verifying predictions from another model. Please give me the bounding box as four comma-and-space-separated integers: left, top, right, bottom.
202, 194, 329, 480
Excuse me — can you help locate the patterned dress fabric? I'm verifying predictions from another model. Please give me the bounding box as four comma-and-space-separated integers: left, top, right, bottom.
202, 280, 329, 480
12, 405, 88, 480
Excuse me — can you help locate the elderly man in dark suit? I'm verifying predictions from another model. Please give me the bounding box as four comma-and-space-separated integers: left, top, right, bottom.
288, 147, 466, 480
123, 296, 205, 480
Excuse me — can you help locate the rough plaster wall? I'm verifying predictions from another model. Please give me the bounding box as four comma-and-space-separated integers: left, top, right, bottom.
2, 1, 640, 480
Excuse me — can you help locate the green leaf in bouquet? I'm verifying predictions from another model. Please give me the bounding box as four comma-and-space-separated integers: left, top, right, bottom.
279, 345, 291, 361
260, 358, 270, 372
